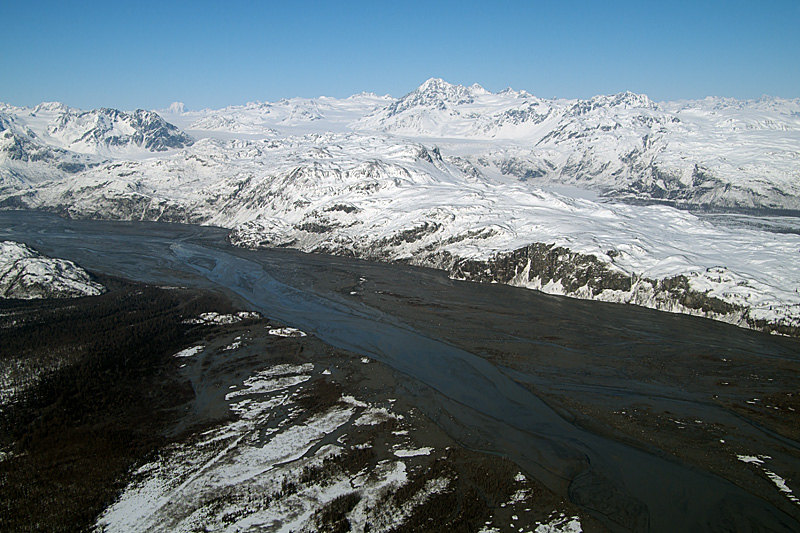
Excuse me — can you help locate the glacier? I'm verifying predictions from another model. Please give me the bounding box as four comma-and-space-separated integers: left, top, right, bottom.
1, 78, 799, 334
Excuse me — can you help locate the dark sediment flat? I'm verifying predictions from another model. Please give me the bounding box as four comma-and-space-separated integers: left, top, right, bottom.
2, 210, 799, 532
3, 275, 573, 532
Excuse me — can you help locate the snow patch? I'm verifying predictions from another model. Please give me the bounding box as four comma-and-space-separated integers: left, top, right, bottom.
393, 447, 433, 458
737, 454, 800, 505
354, 407, 398, 426
95, 358, 442, 531
535, 515, 583, 533
268, 327, 307, 337
183, 311, 260, 325
173, 345, 204, 358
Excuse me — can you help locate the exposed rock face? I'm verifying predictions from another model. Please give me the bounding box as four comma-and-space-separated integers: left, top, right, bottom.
452, 243, 634, 295
227, 201, 800, 337
0, 241, 105, 299
450, 243, 798, 337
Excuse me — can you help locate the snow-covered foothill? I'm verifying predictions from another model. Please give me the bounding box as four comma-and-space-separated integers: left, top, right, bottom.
0, 241, 105, 299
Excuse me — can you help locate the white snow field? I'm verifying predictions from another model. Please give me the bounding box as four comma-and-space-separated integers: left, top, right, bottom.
2, 79, 799, 333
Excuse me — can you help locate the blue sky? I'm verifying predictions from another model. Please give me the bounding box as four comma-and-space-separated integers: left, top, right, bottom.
1, 0, 798, 110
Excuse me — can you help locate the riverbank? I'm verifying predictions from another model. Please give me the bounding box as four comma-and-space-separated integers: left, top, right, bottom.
1, 274, 595, 532
2, 211, 799, 531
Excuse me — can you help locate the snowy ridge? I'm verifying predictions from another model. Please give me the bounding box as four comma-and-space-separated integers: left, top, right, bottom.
0, 102, 193, 159
0, 241, 105, 299
1, 79, 799, 333
359, 80, 800, 211
165, 93, 393, 138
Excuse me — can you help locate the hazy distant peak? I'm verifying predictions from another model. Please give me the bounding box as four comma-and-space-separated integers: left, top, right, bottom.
164, 102, 187, 114
347, 91, 394, 100
498, 87, 535, 99
33, 102, 71, 114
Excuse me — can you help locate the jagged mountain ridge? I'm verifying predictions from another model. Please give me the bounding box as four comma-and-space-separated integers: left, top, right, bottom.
0, 102, 195, 189
358, 79, 800, 212
5, 80, 799, 212
1, 79, 799, 334
0, 102, 194, 157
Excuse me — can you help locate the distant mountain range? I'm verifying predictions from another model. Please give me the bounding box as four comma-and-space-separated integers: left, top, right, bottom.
2, 79, 799, 334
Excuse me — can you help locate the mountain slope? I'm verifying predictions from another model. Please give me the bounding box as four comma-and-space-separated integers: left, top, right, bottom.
1, 82, 799, 334
359, 79, 800, 212
0, 102, 193, 157
0, 241, 105, 299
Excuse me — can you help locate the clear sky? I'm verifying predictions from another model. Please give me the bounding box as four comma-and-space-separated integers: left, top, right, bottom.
1, 0, 798, 110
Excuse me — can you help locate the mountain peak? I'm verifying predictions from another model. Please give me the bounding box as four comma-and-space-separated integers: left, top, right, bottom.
498, 87, 534, 99
610, 91, 655, 109
33, 102, 70, 115
567, 91, 657, 116
164, 102, 187, 114
412, 78, 477, 99
589, 91, 656, 110
470, 82, 489, 95
416, 77, 453, 92
387, 78, 482, 114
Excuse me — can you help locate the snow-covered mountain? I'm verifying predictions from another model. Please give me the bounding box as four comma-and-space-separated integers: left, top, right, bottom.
0, 102, 195, 190
0, 102, 193, 161
163, 92, 393, 137
0, 241, 105, 299
1, 79, 799, 334
359, 79, 800, 212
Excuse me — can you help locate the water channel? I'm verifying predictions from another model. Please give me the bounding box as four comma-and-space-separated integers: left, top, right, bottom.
2, 211, 799, 532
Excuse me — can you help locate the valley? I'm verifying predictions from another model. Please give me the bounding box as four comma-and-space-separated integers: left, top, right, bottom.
2, 211, 799, 532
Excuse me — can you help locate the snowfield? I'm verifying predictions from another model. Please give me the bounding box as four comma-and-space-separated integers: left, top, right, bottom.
2, 79, 799, 333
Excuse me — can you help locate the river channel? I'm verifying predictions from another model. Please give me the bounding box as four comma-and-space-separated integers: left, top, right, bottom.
2, 211, 799, 532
